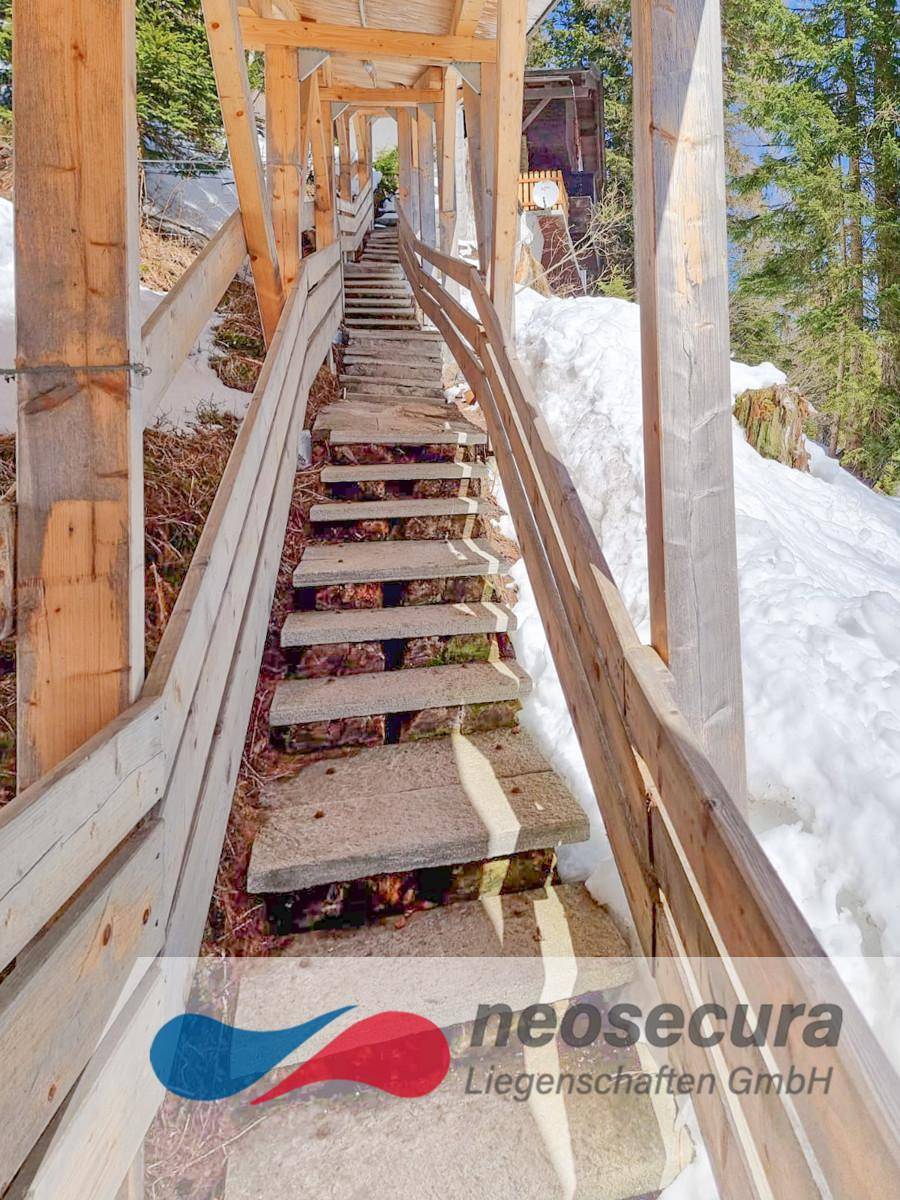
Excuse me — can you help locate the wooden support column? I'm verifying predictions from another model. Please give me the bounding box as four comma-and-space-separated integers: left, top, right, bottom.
13, 0, 144, 789
416, 104, 438, 255
265, 44, 302, 290
303, 71, 336, 248
479, 62, 497, 282
203, 0, 283, 343
397, 108, 420, 236
462, 81, 487, 273
491, 0, 526, 332
437, 68, 459, 260
335, 112, 353, 202
631, 0, 748, 806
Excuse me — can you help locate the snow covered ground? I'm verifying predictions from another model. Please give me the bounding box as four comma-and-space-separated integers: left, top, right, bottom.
503, 291, 900, 1000
0, 196, 251, 432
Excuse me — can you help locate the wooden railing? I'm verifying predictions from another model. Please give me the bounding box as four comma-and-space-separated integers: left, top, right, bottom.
0, 226, 343, 1198
338, 179, 375, 254
518, 169, 569, 219
398, 211, 900, 1200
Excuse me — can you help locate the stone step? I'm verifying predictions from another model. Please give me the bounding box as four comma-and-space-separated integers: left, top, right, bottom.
343, 362, 441, 381
345, 327, 441, 342
281, 600, 517, 648
314, 398, 486, 445
344, 318, 420, 329
320, 461, 489, 483
309, 496, 490, 522
292, 537, 508, 588
341, 379, 445, 399
345, 295, 414, 306
223, 1035, 684, 1200
344, 343, 443, 361
248, 742, 582, 895
268, 659, 531, 730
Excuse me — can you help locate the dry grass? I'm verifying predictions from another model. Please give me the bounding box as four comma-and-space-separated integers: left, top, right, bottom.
209, 281, 267, 394
140, 219, 199, 293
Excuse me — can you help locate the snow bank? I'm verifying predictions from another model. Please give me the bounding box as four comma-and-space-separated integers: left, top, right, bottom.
506, 290, 900, 1006
0, 197, 250, 431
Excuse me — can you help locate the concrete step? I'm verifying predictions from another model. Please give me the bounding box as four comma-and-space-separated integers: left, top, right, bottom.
310, 496, 490, 522
292, 537, 508, 588
281, 601, 516, 648
314, 398, 486, 446
248, 741, 584, 895
320, 461, 489, 483
269, 659, 531, 729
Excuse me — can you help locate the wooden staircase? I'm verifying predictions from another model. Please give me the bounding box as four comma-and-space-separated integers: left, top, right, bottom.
225, 227, 687, 1198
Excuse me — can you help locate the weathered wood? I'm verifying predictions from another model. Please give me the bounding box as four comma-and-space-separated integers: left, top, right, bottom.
490, 0, 527, 331
13, 0, 144, 790
462, 81, 487, 273
0, 502, 14, 639
0, 694, 163, 971
321, 86, 441, 105
240, 17, 498, 61
630, 0, 747, 804
0, 823, 164, 1193
203, 0, 283, 342
335, 111, 353, 203
416, 103, 438, 255
140, 211, 246, 410
304, 72, 336, 248
266, 43, 302, 289
115, 1147, 144, 1200
438, 68, 459, 261
478, 62, 497, 278
397, 108, 420, 237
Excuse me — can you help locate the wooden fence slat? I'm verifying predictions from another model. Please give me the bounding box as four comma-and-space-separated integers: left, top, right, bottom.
0, 823, 164, 1193
140, 211, 247, 411
0, 696, 164, 971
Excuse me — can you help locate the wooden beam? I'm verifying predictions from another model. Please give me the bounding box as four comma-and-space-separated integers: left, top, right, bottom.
266, 43, 302, 289
451, 0, 488, 36
13, 0, 144, 788
240, 16, 498, 62
202, 0, 283, 343
397, 107, 420, 236
416, 104, 438, 256
437, 68, 459, 260
631, 0, 747, 803
522, 95, 551, 132
478, 62, 498, 281
335, 111, 353, 202
462, 80, 487, 273
320, 86, 445, 105
490, 0, 526, 332
303, 72, 336, 247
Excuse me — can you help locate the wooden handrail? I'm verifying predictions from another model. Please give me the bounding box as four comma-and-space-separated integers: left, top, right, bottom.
397, 211, 900, 1198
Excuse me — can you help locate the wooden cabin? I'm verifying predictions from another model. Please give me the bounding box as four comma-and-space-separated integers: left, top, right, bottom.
2, 1, 899, 1197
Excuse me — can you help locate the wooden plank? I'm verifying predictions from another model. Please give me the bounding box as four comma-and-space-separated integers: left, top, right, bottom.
115, 1148, 144, 1200
13, 0, 144, 790
202, 0, 283, 343
266, 43, 302, 289
304, 72, 336, 248
335, 111, 353, 203
462, 81, 487, 273
438, 68, 459, 261
478, 62, 497, 279
490, 0, 526, 331
6, 961, 180, 1200
416, 103, 438, 255
140, 211, 246, 410
0, 823, 164, 1193
630, 0, 747, 803
397, 108, 420, 237
240, 17, 498, 61
0, 501, 14, 639
0, 695, 163, 971
451, 0, 488, 36
321, 87, 441, 105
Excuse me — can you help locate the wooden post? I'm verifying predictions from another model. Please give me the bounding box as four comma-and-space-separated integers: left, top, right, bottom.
631, 0, 748, 805
266, 44, 302, 290
437, 68, 459, 260
462, 81, 487, 274
304, 71, 336, 248
203, 0, 283, 343
13, 0, 144, 789
336, 112, 353, 202
479, 62, 497, 283
416, 104, 438, 254
491, 0, 526, 333
397, 108, 420, 235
